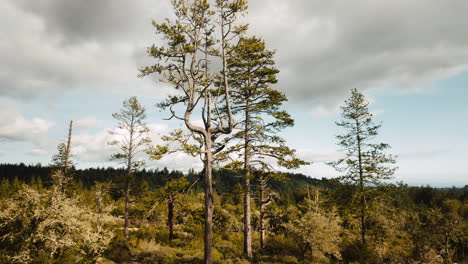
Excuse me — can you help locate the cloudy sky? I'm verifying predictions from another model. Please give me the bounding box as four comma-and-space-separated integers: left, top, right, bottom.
1, 0, 467, 186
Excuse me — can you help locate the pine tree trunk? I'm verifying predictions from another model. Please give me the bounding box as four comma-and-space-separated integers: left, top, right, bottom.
244, 176, 252, 258
244, 105, 253, 259
356, 124, 366, 245
260, 183, 266, 249
204, 132, 214, 264
124, 123, 134, 240
168, 196, 174, 240
124, 179, 130, 239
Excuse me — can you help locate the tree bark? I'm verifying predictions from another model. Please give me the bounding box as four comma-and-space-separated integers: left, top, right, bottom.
204, 131, 214, 264
124, 179, 130, 239
244, 176, 252, 258
260, 181, 266, 250
203, 91, 214, 264
244, 104, 253, 259
356, 120, 366, 245
168, 196, 175, 240
124, 121, 134, 239
64, 120, 73, 175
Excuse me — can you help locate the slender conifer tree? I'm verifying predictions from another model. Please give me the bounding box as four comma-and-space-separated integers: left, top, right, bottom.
330, 88, 397, 244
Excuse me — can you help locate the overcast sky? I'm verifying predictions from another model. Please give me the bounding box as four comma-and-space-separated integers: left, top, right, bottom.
1, 0, 467, 186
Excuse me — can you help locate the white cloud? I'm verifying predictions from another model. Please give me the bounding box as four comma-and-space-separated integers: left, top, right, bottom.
0, 99, 54, 146
145, 123, 203, 172
147, 123, 170, 137
292, 163, 340, 180
13, 0, 171, 44
0, 0, 162, 100
371, 109, 385, 117
149, 152, 202, 173
246, 0, 468, 110
3, 0, 468, 108
74, 117, 103, 130
71, 130, 115, 163
26, 149, 48, 156
310, 105, 340, 118
71, 122, 173, 165
296, 148, 342, 164
280, 148, 342, 179
71, 124, 202, 172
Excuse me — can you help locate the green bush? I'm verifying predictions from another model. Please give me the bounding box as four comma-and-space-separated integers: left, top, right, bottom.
341, 240, 378, 264
262, 234, 301, 257
106, 238, 132, 263
257, 255, 300, 264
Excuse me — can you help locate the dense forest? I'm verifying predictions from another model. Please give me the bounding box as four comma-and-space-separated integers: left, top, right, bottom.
1, 0, 467, 263
0, 163, 466, 263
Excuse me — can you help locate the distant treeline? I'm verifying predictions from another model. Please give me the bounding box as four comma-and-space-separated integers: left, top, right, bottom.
1, 163, 465, 203
0, 163, 334, 192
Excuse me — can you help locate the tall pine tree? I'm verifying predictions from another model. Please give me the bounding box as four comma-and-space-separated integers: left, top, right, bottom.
330, 88, 397, 245
109, 96, 151, 239
140, 1, 247, 262
225, 36, 308, 256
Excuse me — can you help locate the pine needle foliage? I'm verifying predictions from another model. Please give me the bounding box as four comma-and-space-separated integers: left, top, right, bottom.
330, 88, 397, 244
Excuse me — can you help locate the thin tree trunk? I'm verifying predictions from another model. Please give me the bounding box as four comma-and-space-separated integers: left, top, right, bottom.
168, 196, 175, 240
260, 181, 266, 249
124, 179, 130, 239
244, 104, 253, 259
444, 232, 451, 263
204, 132, 213, 264
244, 176, 252, 258
356, 120, 366, 245
204, 92, 214, 264
124, 123, 134, 239
64, 120, 73, 175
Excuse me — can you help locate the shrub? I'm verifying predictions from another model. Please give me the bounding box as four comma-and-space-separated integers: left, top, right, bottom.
0, 185, 118, 263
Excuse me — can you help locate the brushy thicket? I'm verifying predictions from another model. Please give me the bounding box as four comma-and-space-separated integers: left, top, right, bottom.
0, 169, 466, 264
0, 183, 118, 264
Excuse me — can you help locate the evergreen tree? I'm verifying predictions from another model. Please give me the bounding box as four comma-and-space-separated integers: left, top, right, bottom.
330, 88, 397, 245
161, 176, 190, 240
51, 121, 74, 192
284, 209, 342, 262
225, 36, 308, 256
51, 143, 73, 171
256, 171, 289, 250
140, 1, 247, 262
109, 96, 151, 239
